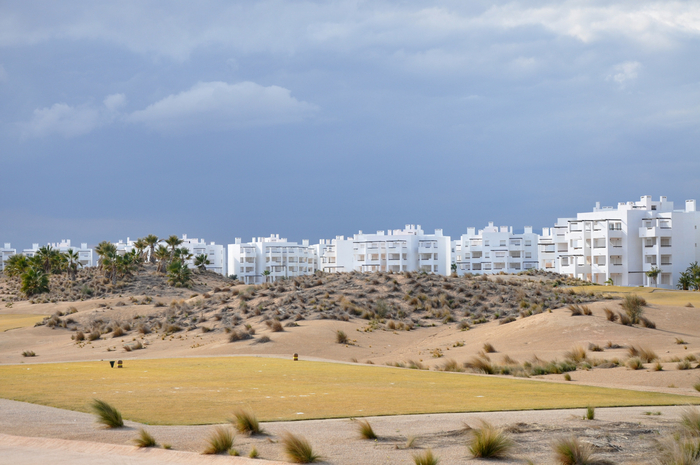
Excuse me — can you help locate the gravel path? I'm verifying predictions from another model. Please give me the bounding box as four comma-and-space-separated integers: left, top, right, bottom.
0, 398, 688, 464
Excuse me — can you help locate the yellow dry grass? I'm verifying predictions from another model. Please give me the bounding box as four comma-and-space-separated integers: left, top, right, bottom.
0, 357, 697, 425
0, 314, 47, 332
573, 286, 700, 307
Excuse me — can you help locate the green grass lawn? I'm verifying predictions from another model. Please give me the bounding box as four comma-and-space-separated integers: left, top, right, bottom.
1, 357, 697, 425
0, 314, 47, 332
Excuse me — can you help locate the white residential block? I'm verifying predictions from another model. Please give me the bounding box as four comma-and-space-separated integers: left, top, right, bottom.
227, 234, 319, 284
452, 223, 539, 275
22, 240, 94, 267
0, 243, 16, 271
538, 196, 700, 288
318, 225, 451, 275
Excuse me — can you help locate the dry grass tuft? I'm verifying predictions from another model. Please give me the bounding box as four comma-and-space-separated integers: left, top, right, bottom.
603, 308, 617, 322
232, 409, 264, 435
565, 346, 587, 364
413, 448, 439, 465
627, 345, 657, 362
552, 436, 606, 465
91, 399, 123, 428
203, 426, 234, 454
467, 420, 514, 458
483, 342, 496, 353
356, 419, 378, 440
620, 294, 646, 324
133, 428, 157, 448
281, 431, 321, 463
336, 330, 348, 344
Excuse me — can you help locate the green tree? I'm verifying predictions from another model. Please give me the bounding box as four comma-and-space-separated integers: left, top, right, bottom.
165, 235, 183, 261
167, 260, 192, 287
34, 246, 61, 274
64, 249, 82, 281
153, 245, 170, 273
95, 241, 117, 269
4, 254, 29, 278
21, 268, 50, 296
133, 238, 148, 262
678, 262, 700, 290
262, 269, 271, 283
142, 234, 159, 264
646, 267, 661, 287
194, 254, 211, 272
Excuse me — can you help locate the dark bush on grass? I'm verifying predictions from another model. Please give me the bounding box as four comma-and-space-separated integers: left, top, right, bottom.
91, 399, 123, 428
281, 431, 321, 463
231, 409, 264, 435
467, 420, 514, 458
203, 426, 234, 454
133, 428, 157, 448
357, 419, 377, 439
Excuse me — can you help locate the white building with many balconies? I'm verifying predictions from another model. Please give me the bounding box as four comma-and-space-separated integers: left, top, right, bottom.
0, 243, 16, 271
22, 240, 95, 267
317, 225, 451, 275
538, 196, 700, 288
452, 223, 539, 275
227, 234, 318, 284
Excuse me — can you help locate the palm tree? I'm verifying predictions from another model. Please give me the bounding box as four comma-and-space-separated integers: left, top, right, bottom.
133, 238, 148, 262
35, 246, 59, 274
164, 235, 183, 261
21, 267, 50, 296
262, 269, 271, 283
142, 235, 159, 264
167, 260, 192, 287
95, 241, 117, 269
174, 247, 192, 263
646, 267, 661, 287
194, 254, 211, 272
4, 254, 29, 278
64, 249, 82, 281
153, 245, 170, 273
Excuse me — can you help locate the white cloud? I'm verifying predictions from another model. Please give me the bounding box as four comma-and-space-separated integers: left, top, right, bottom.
21, 102, 101, 138
607, 61, 641, 86
126, 81, 318, 132
103, 93, 126, 111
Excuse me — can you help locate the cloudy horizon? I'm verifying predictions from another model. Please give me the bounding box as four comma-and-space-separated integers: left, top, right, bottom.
2, 1, 699, 250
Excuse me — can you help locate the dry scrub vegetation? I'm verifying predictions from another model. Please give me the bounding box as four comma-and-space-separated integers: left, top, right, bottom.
16, 268, 601, 346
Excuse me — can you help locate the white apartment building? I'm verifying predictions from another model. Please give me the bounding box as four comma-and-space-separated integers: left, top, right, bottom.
113, 235, 227, 275
22, 240, 95, 267
318, 225, 451, 275
0, 243, 16, 271
227, 234, 318, 284
539, 196, 700, 288
452, 223, 539, 275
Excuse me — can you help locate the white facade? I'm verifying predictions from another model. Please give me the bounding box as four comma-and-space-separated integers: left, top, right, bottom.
114, 235, 227, 275
0, 243, 16, 271
452, 223, 539, 275
539, 196, 700, 288
318, 225, 451, 275
22, 240, 95, 267
227, 234, 318, 284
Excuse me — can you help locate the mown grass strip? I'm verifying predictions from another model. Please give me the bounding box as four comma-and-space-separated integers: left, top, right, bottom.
0, 357, 697, 425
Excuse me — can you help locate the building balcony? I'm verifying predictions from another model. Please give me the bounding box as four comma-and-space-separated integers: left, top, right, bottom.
639, 226, 672, 238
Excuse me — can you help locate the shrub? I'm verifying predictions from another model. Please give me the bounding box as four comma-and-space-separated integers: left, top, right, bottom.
603, 308, 617, 322
88, 330, 101, 341
483, 342, 496, 353
440, 359, 464, 372
678, 360, 693, 370
552, 436, 597, 465
356, 419, 377, 440
231, 409, 264, 435
656, 435, 700, 465
254, 335, 272, 344
467, 420, 514, 458
74, 331, 85, 342
336, 330, 348, 344
113, 326, 125, 337
249, 447, 259, 458
564, 373, 572, 381
620, 294, 646, 324
229, 329, 252, 342
639, 316, 656, 329
585, 406, 595, 420
281, 431, 321, 463
413, 448, 439, 465
627, 345, 657, 362
568, 304, 583, 316
680, 407, 700, 437
618, 312, 632, 325
565, 346, 587, 363
626, 357, 644, 370
21, 350, 36, 357
271, 320, 284, 332
203, 426, 234, 454
587, 343, 603, 352
133, 428, 157, 448
465, 356, 494, 375
91, 399, 124, 428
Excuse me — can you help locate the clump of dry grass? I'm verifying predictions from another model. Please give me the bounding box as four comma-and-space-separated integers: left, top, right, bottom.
639, 316, 656, 329
464, 355, 494, 375
552, 436, 604, 465
440, 359, 464, 372
336, 330, 348, 344
620, 294, 646, 324
603, 308, 617, 322
21, 350, 36, 357
203, 426, 234, 454
626, 357, 644, 370
627, 345, 657, 362
231, 409, 264, 435
281, 431, 321, 463
413, 448, 439, 465
91, 399, 123, 428
356, 419, 377, 440
467, 420, 514, 458
483, 342, 496, 353
565, 346, 587, 364
133, 428, 157, 448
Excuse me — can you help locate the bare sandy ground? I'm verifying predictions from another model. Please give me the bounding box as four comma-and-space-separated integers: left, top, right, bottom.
3, 291, 700, 463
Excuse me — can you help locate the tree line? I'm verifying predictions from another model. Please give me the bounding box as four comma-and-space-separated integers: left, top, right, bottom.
3, 234, 213, 297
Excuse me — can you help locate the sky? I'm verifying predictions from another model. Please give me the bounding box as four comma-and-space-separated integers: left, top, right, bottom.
1, 1, 699, 250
